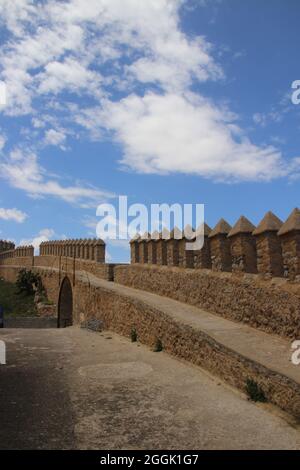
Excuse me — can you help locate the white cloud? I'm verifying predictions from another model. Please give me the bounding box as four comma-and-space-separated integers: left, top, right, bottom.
253, 111, 281, 127
0, 148, 114, 207
0, 0, 220, 115
0, 0, 37, 37
20, 228, 55, 253
38, 58, 102, 96
0, 132, 6, 150
96, 92, 286, 181
44, 128, 66, 147
32, 117, 46, 129
0, 0, 297, 185
0, 207, 28, 223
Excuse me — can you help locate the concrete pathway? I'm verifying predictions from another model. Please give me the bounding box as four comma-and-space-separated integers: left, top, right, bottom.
77, 271, 300, 385
0, 327, 300, 450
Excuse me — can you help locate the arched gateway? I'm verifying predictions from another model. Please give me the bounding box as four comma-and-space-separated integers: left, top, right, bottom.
57, 277, 73, 328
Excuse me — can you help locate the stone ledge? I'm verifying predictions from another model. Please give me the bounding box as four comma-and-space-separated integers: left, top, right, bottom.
73, 272, 300, 419
114, 264, 300, 339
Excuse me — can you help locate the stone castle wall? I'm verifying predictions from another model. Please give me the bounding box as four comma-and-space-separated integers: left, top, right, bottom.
0, 240, 15, 253
130, 209, 300, 281
0, 245, 34, 266
0, 210, 300, 342
114, 264, 300, 339
40, 239, 105, 263
1, 263, 299, 418
72, 279, 300, 419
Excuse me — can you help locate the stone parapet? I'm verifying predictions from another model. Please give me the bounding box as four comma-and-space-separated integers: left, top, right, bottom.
128, 210, 300, 281
40, 238, 105, 263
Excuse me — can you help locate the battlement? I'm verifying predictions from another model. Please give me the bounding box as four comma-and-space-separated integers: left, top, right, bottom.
0, 243, 33, 261
39, 238, 105, 263
0, 240, 15, 253
15, 246, 34, 257
130, 208, 300, 281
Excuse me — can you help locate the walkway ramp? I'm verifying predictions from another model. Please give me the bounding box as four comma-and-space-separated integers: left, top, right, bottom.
76, 270, 300, 419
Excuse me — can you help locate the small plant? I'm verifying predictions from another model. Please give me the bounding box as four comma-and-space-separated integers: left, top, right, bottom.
154, 338, 163, 352
42, 299, 54, 306
131, 328, 138, 343
16, 269, 41, 296
246, 378, 267, 403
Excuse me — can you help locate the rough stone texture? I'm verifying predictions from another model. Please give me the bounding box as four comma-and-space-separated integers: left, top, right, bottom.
228, 216, 257, 274
156, 239, 167, 266
209, 236, 232, 272
229, 233, 257, 274
130, 239, 140, 264
254, 211, 283, 236
1, 263, 300, 418
0, 255, 34, 268
1, 257, 300, 341
278, 208, 300, 236
178, 238, 194, 268
147, 240, 157, 265
128, 212, 300, 280
194, 236, 211, 269
166, 239, 179, 266
138, 240, 148, 264
40, 238, 105, 262
279, 233, 300, 280
71, 278, 300, 419
0, 256, 117, 287
255, 233, 283, 278
114, 264, 300, 339
36, 302, 56, 318
208, 219, 232, 272
253, 212, 283, 277
278, 209, 300, 280
0, 240, 15, 252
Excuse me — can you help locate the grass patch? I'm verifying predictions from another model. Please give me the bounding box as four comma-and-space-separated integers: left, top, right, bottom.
246, 378, 267, 403
0, 278, 37, 318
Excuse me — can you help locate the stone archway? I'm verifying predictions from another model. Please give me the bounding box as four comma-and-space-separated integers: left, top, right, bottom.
57, 277, 73, 328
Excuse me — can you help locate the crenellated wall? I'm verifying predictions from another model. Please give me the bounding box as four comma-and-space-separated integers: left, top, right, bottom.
129, 209, 300, 282
0, 245, 34, 265
0, 240, 15, 253
39, 238, 105, 263
0, 233, 300, 418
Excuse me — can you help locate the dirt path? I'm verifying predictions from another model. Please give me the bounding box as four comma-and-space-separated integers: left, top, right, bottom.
0, 326, 300, 450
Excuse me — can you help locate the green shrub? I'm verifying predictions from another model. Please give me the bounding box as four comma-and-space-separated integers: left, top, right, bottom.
16, 269, 42, 296
130, 328, 138, 343
0, 279, 37, 317
246, 378, 267, 402
154, 338, 163, 352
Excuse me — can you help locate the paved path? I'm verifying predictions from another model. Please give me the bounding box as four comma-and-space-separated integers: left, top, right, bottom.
0, 327, 300, 450
77, 271, 300, 384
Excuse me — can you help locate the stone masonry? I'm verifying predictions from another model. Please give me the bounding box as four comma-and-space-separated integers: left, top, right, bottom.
193, 223, 212, 269
129, 209, 300, 280
40, 239, 105, 263
228, 216, 257, 274
253, 211, 283, 278
278, 208, 300, 280
208, 219, 232, 272
130, 234, 140, 264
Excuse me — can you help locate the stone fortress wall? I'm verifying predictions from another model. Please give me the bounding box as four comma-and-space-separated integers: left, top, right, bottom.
40, 238, 105, 263
0, 239, 34, 262
0, 209, 300, 340
129, 208, 300, 282
1, 220, 300, 417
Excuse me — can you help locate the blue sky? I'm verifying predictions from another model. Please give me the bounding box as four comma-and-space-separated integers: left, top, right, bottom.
0, 0, 299, 262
